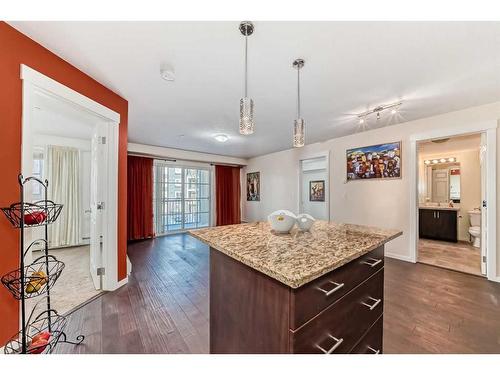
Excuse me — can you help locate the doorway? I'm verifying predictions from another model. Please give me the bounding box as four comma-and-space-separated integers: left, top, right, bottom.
410, 125, 497, 282
21, 65, 122, 316
299, 155, 329, 220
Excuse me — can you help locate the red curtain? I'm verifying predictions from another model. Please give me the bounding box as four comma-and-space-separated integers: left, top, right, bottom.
215, 165, 241, 226
127, 156, 154, 240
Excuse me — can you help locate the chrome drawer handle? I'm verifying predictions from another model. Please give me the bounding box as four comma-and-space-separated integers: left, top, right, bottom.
361, 257, 382, 268
316, 335, 344, 354
361, 296, 382, 310
367, 346, 380, 354
316, 281, 345, 296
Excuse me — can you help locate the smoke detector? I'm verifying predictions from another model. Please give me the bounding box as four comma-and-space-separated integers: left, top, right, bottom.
160, 63, 175, 81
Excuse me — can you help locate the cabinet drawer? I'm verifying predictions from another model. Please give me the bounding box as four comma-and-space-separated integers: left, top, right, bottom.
350, 316, 383, 354
290, 246, 384, 329
290, 269, 384, 354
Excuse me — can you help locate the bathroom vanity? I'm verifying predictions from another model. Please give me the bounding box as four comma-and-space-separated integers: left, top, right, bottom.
190, 221, 402, 354
419, 207, 458, 242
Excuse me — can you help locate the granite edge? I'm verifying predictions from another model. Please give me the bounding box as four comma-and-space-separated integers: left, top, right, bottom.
188, 229, 403, 289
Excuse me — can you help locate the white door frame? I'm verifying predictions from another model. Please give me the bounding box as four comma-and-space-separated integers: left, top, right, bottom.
298, 151, 331, 220
409, 121, 498, 282
20, 64, 125, 291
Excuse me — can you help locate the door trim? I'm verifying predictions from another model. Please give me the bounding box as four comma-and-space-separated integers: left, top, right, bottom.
409, 121, 497, 282
20, 64, 124, 292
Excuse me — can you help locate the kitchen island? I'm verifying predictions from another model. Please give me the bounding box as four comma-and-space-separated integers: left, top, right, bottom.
190, 221, 402, 354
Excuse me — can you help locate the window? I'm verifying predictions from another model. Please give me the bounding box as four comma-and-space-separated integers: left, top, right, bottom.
153, 161, 211, 234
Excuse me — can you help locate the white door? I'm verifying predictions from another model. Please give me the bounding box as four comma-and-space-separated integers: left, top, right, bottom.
431, 169, 449, 203
480, 133, 487, 276
89, 126, 108, 290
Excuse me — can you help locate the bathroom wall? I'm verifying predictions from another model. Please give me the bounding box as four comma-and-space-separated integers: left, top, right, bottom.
241, 101, 500, 281
419, 135, 481, 241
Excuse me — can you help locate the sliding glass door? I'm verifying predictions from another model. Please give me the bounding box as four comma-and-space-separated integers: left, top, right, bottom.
154, 161, 211, 234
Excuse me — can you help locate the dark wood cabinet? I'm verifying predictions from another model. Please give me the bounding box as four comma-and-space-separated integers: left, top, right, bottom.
210, 246, 385, 354
419, 208, 457, 242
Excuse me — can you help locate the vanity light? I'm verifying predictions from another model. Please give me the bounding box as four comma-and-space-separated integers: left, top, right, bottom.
424, 157, 457, 165
214, 134, 229, 143
239, 21, 255, 135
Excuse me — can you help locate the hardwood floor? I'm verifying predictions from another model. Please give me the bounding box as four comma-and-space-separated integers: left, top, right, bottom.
55, 234, 500, 354
418, 238, 482, 276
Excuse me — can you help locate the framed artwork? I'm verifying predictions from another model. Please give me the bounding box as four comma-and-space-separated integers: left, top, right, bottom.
246, 172, 260, 201
309, 180, 325, 202
346, 141, 402, 181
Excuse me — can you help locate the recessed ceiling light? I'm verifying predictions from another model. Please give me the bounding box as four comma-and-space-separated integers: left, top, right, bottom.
214, 134, 229, 143
391, 109, 397, 114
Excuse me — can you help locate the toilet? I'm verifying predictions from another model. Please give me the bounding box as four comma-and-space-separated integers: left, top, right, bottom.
468, 210, 481, 248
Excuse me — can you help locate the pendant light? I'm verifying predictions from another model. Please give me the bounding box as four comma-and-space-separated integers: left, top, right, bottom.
239, 21, 255, 135
293, 58, 305, 147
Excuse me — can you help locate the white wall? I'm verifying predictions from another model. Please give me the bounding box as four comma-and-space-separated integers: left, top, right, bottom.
128, 142, 247, 166
241, 101, 500, 278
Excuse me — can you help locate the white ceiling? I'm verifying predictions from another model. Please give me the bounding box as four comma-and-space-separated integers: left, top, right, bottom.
10, 21, 500, 158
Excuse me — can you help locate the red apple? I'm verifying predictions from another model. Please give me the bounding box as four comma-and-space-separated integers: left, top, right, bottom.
24, 211, 47, 225
28, 338, 49, 354
32, 331, 51, 343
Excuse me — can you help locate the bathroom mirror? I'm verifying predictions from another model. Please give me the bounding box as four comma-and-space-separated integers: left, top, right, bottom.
426, 163, 461, 203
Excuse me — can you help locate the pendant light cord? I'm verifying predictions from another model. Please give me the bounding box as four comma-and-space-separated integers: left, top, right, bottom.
244, 35, 248, 97
297, 67, 301, 119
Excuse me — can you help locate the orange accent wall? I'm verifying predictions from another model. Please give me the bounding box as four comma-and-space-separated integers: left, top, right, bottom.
0, 22, 128, 345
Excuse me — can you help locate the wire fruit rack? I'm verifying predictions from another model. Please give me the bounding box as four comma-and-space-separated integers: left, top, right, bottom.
1, 174, 85, 354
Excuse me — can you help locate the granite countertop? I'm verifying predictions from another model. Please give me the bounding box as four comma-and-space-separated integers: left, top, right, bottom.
189, 221, 402, 289
419, 206, 460, 211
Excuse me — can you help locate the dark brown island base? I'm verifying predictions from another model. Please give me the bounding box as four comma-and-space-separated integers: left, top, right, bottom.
190, 221, 402, 354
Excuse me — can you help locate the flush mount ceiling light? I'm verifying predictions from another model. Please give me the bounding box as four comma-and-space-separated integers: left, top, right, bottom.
239, 21, 255, 135
292, 58, 305, 148
214, 134, 229, 143
160, 63, 175, 81
357, 101, 402, 125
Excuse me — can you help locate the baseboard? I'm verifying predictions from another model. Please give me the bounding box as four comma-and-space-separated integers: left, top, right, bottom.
488, 275, 500, 283
385, 251, 416, 263
114, 276, 128, 289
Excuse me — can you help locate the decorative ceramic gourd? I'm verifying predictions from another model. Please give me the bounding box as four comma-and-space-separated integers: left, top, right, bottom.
268, 210, 297, 233
296, 213, 315, 231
